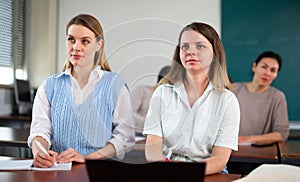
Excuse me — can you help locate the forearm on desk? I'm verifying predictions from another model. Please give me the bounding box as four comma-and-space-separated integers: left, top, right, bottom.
239, 131, 283, 144
85, 143, 116, 160
201, 146, 231, 175
145, 135, 164, 162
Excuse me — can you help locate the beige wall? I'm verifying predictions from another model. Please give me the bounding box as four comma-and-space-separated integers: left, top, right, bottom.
57, 0, 221, 89
27, 0, 58, 87
0, 0, 220, 115
27, 0, 220, 88
0, 0, 58, 115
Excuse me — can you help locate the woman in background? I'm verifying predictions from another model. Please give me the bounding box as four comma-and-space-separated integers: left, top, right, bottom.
233, 51, 289, 145
131, 65, 171, 134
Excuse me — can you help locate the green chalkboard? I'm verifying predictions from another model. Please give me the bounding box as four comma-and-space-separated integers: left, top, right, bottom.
222, 0, 300, 121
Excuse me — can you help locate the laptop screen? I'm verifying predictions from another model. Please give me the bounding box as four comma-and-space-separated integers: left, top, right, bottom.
86, 159, 206, 181
13, 79, 32, 115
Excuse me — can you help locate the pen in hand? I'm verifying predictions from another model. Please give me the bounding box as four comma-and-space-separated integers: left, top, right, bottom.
165, 150, 172, 162
34, 140, 58, 166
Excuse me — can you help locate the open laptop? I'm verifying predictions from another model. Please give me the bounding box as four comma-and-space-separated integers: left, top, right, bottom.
86, 159, 206, 181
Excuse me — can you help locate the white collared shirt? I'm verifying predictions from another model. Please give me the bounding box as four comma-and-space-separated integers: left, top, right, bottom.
143, 82, 240, 161
28, 66, 135, 159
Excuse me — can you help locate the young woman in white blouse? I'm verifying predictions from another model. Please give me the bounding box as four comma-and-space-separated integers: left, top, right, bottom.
143, 22, 240, 175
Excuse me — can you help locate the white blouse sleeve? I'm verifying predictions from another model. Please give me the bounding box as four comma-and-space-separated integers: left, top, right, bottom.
142, 86, 164, 137
109, 85, 135, 159
214, 92, 240, 151
27, 79, 52, 149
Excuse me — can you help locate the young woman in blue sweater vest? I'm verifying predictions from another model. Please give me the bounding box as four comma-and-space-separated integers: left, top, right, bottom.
28, 14, 135, 168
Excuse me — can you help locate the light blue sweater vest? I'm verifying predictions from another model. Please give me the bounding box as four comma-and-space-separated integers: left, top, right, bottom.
46, 71, 126, 155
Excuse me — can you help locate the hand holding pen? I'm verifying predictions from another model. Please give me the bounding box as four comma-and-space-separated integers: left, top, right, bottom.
33, 140, 58, 168
165, 150, 172, 162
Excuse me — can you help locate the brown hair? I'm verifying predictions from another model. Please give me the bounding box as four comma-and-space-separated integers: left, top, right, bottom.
159, 22, 232, 91
63, 14, 111, 71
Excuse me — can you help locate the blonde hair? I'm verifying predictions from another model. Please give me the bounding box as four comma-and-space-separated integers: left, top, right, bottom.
63, 14, 111, 71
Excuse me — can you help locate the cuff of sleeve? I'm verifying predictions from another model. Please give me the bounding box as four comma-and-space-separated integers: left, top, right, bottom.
109, 138, 125, 160
27, 134, 51, 150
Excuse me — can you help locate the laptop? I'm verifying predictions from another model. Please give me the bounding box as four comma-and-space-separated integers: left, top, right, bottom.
86, 159, 206, 181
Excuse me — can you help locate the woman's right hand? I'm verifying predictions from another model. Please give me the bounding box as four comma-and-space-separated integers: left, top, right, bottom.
33, 150, 58, 168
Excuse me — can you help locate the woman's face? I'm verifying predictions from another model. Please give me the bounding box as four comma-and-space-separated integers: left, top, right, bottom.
252, 57, 279, 87
66, 24, 102, 68
179, 30, 213, 76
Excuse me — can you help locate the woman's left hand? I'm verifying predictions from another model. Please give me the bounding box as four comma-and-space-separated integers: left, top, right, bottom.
57, 148, 85, 163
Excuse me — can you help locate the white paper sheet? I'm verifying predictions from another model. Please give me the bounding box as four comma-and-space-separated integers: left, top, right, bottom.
0, 159, 72, 171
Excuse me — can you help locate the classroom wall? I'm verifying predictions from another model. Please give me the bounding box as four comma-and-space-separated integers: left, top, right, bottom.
0, 0, 58, 115
57, 0, 221, 90
0, 0, 220, 115
1, 0, 299, 122
27, 0, 58, 87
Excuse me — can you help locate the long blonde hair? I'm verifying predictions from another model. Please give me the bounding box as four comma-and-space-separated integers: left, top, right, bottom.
159, 22, 232, 91
62, 14, 111, 71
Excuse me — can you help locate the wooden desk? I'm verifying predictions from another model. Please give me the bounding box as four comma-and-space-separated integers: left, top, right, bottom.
133, 138, 280, 163
231, 143, 279, 162
123, 137, 147, 163
0, 163, 241, 182
227, 143, 279, 175
0, 126, 31, 158
289, 129, 300, 140
0, 115, 31, 122
205, 173, 241, 182
0, 115, 31, 129
131, 138, 279, 175
279, 141, 300, 166
0, 126, 29, 148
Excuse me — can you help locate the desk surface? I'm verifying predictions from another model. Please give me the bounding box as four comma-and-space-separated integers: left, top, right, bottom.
0, 115, 31, 122
0, 115, 31, 129
0, 126, 29, 148
279, 141, 300, 159
278, 141, 300, 166
0, 163, 241, 182
228, 143, 279, 175
230, 143, 278, 163
289, 129, 300, 140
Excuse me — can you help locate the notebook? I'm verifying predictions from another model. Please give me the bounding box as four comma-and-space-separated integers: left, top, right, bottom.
0, 159, 72, 171
86, 159, 206, 181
